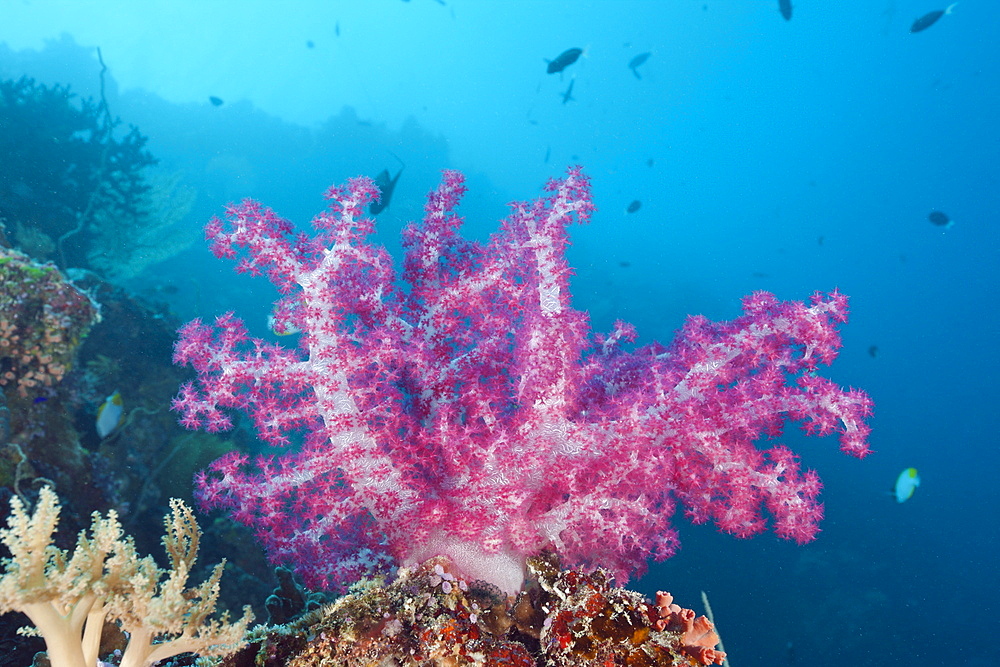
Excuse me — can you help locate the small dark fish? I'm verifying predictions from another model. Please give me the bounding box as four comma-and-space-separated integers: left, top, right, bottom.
544, 147, 551, 163
868, 345, 879, 358
626, 200, 641, 214
561, 79, 575, 104
910, 3, 957, 33
628, 52, 651, 79
335, 21, 340, 36
546, 48, 583, 74
370, 154, 405, 215
619, 261, 631, 268
646, 158, 655, 167
779, 0, 792, 20
928, 210, 953, 228
306, 40, 315, 49
33, 396, 48, 404
209, 96, 224, 106
370, 169, 402, 215
817, 235, 824, 246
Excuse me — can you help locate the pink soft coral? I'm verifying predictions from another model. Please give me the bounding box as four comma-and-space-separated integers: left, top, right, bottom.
173, 168, 872, 593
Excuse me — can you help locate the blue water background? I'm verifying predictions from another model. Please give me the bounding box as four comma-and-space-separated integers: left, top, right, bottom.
3, 2, 997, 666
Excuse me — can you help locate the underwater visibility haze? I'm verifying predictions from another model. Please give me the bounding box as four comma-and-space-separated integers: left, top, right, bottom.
0, 2, 997, 666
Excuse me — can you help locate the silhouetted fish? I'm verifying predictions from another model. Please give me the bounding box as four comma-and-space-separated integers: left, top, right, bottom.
928, 210, 953, 228
626, 200, 641, 213
561, 79, 575, 104
910, 3, 957, 32
629, 52, 651, 79
779, 0, 792, 20
547, 48, 583, 74
370, 161, 404, 215
209, 96, 224, 106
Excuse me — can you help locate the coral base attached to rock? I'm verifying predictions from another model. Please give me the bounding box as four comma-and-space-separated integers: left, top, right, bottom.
221, 553, 726, 667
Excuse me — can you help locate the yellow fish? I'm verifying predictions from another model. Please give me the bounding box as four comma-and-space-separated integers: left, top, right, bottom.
96, 391, 125, 439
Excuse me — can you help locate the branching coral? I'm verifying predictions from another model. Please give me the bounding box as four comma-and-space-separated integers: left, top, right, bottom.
0, 75, 156, 270
85, 169, 198, 283
174, 168, 872, 595
0, 486, 253, 667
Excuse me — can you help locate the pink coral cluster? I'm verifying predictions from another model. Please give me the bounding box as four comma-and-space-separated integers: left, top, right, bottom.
173, 168, 872, 593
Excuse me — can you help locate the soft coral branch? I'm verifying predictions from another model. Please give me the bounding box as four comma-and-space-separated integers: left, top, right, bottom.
0, 488, 252, 667
174, 168, 873, 593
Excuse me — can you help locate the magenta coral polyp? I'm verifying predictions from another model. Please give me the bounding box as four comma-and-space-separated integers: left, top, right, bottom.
173, 168, 872, 593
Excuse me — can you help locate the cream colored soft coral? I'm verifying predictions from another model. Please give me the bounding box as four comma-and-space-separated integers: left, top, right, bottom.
0, 487, 253, 667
